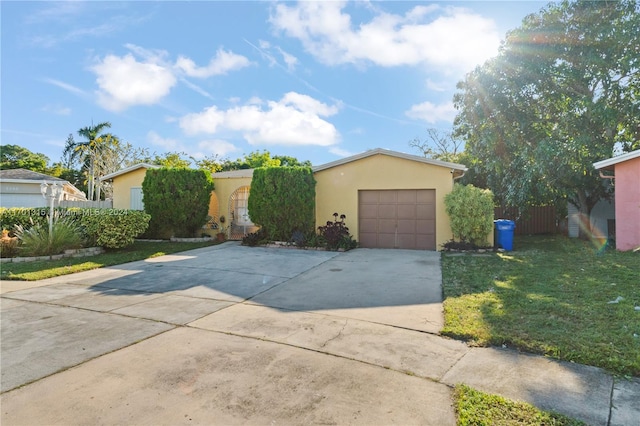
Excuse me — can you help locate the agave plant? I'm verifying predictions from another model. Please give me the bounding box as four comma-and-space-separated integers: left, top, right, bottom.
14, 215, 83, 256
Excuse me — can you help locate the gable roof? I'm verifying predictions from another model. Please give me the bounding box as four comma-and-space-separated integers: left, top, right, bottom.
593, 149, 640, 170
0, 168, 86, 199
0, 168, 67, 182
99, 163, 160, 181
312, 148, 468, 172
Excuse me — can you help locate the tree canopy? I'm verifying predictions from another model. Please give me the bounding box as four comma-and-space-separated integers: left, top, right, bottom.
0, 145, 50, 173
453, 0, 640, 218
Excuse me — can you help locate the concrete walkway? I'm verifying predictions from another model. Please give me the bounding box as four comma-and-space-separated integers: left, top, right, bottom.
1, 243, 638, 425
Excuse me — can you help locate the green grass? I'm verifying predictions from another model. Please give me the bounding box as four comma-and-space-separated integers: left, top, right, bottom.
454, 384, 584, 425
1, 240, 219, 281
442, 235, 640, 376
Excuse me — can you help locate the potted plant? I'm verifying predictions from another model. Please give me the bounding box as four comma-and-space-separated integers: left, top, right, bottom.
216, 216, 228, 242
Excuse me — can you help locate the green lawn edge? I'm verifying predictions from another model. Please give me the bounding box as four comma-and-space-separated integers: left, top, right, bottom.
454, 384, 585, 425
1, 240, 219, 281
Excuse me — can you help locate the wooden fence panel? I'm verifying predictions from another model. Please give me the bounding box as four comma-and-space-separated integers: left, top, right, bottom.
494, 205, 558, 235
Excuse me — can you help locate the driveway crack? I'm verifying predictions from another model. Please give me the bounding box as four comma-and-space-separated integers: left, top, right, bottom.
320, 319, 348, 348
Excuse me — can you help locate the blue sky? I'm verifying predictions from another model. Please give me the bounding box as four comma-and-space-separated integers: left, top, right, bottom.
2, 1, 549, 167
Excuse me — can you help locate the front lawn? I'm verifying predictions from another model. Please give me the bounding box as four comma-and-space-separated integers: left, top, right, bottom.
442, 235, 640, 376
1, 240, 219, 281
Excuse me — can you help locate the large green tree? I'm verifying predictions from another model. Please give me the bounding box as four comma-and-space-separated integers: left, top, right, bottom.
453, 0, 640, 233
0, 145, 50, 172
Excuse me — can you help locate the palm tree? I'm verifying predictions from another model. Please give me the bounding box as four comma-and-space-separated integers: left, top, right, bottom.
63, 121, 112, 201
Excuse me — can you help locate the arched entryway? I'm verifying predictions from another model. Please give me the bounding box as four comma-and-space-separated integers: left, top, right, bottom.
228, 186, 259, 239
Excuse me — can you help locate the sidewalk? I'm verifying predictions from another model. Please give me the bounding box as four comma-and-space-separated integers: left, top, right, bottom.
1, 245, 639, 425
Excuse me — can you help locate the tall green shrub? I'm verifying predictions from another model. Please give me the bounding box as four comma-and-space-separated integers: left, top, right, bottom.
142, 168, 214, 237
444, 183, 494, 246
248, 167, 316, 241
79, 210, 150, 249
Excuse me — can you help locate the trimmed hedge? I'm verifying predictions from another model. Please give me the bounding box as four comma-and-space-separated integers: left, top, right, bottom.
0, 207, 150, 250
78, 209, 150, 249
248, 167, 316, 241
142, 168, 214, 238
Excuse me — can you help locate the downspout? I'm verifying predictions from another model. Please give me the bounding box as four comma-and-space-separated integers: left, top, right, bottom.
599, 171, 615, 180
452, 169, 466, 181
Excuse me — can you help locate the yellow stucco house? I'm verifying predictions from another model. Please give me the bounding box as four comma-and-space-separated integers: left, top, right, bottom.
103, 149, 468, 250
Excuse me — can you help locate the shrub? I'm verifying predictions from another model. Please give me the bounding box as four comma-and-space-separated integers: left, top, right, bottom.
79, 209, 150, 249
318, 213, 358, 250
444, 184, 494, 246
242, 228, 268, 247
142, 168, 214, 237
0, 207, 50, 233
13, 216, 83, 256
248, 167, 315, 241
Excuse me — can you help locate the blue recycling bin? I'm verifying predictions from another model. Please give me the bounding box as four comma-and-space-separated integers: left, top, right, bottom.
494, 219, 516, 251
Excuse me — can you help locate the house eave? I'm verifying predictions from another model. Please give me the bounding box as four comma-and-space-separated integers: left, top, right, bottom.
593, 149, 640, 170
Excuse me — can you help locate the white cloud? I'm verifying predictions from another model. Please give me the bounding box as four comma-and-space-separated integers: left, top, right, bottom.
405, 101, 457, 124
43, 78, 86, 96
270, 2, 500, 73
197, 140, 239, 157
90, 44, 249, 111
147, 131, 181, 150
42, 104, 71, 115
92, 53, 176, 112
180, 92, 340, 147
175, 48, 251, 78
329, 146, 354, 157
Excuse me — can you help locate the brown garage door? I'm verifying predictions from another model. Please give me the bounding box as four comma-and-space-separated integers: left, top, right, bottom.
359, 189, 436, 250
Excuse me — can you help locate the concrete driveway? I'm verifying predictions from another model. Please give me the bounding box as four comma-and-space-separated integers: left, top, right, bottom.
1, 242, 463, 424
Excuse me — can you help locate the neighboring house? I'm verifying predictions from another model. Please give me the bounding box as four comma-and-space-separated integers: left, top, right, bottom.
107, 149, 468, 250
593, 150, 640, 251
0, 168, 87, 208
99, 163, 159, 210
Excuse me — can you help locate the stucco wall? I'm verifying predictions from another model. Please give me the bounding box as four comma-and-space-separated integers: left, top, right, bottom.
211, 176, 252, 223
314, 154, 457, 250
615, 156, 640, 251
111, 168, 148, 210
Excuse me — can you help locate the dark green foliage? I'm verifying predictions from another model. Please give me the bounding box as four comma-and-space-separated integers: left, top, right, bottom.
142, 168, 214, 237
318, 213, 358, 250
241, 228, 268, 247
0, 207, 50, 233
0, 144, 50, 172
78, 210, 150, 249
248, 167, 316, 241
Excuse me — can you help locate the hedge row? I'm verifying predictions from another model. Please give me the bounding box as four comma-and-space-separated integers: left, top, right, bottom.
0, 207, 150, 249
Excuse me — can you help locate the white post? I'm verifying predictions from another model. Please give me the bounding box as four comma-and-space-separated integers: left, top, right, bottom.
41, 182, 63, 241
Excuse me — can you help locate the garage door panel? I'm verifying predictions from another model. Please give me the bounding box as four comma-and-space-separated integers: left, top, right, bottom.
416, 235, 436, 250
417, 190, 436, 204
360, 218, 377, 233
397, 204, 416, 219
379, 219, 396, 234
397, 234, 416, 250
360, 204, 378, 219
416, 219, 435, 234
359, 233, 378, 248
377, 233, 396, 248
378, 191, 397, 203
359, 191, 379, 203
397, 219, 415, 233
378, 205, 397, 219
358, 189, 435, 250
416, 204, 436, 220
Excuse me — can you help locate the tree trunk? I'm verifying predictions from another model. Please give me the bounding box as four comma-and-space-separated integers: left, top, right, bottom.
574, 190, 595, 241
